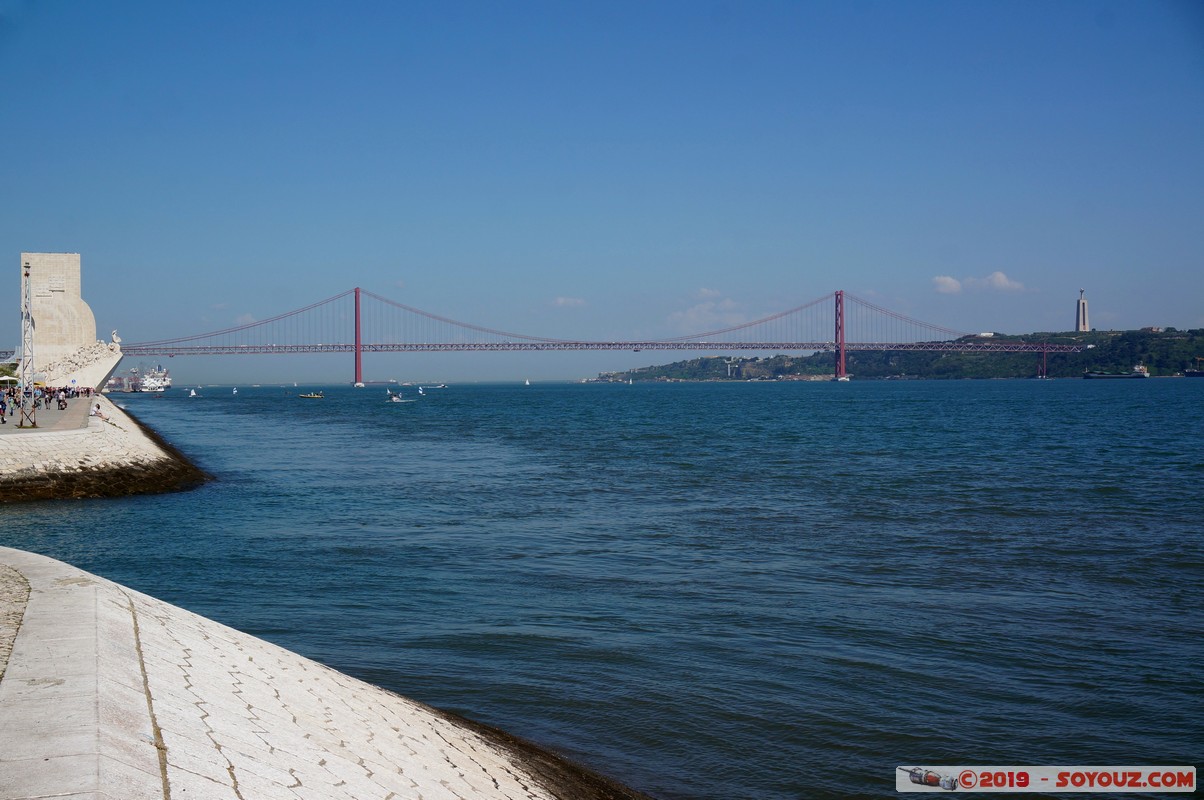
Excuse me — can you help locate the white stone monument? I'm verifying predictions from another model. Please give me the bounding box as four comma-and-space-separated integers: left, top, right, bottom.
19, 252, 122, 389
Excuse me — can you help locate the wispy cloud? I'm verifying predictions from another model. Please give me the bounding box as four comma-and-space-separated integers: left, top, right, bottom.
553, 296, 585, 308
933, 276, 962, 294
668, 295, 747, 333
967, 271, 1024, 291
235, 313, 257, 326
394, 279, 406, 290
933, 271, 1025, 295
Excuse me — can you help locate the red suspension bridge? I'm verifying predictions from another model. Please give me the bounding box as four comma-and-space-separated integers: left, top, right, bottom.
108, 289, 1082, 383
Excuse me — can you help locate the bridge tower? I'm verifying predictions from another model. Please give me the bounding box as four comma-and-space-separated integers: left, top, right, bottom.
354, 287, 363, 386
834, 290, 847, 380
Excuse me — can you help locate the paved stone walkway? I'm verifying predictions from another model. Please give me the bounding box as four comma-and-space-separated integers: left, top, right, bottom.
0, 564, 29, 682
0, 547, 648, 800
0, 394, 92, 435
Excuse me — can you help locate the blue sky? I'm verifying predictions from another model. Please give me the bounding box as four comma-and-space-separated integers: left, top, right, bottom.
2, 0, 1202, 382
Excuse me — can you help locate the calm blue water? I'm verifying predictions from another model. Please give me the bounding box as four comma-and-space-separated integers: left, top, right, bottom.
3, 379, 1202, 798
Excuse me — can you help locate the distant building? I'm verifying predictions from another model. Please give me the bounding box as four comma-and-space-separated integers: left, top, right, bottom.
1075, 289, 1089, 332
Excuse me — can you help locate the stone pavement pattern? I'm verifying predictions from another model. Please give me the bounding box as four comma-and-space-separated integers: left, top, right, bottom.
0, 547, 586, 800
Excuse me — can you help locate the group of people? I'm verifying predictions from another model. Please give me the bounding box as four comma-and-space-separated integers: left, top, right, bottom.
1, 384, 97, 424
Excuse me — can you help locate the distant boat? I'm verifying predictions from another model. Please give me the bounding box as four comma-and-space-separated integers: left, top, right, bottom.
232, 387, 238, 395
189, 389, 197, 398
1084, 364, 1150, 379
418, 386, 425, 395
525, 379, 531, 386
299, 391, 324, 399
354, 382, 365, 388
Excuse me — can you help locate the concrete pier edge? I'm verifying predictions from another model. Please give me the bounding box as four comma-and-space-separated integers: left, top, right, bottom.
0, 396, 210, 504
0, 546, 654, 800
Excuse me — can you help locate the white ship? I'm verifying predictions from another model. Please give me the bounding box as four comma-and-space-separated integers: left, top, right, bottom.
135, 365, 173, 392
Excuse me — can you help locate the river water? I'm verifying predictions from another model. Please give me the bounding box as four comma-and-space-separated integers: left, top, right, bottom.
2, 379, 1201, 798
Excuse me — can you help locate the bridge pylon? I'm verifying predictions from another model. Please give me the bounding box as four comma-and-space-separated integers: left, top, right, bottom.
354, 287, 363, 386
834, 290, 847, 380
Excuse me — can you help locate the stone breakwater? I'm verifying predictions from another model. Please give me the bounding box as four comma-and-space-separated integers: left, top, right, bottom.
0, 398, 208, 502
0, 547, 652, 800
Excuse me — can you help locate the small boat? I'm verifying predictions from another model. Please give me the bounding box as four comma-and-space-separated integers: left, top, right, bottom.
232, 387, 238, 395
418, 386, 425, 395
299, 391, 324, 399
525, 379, 531, 386
188, 389, 197, 397
1084, 364, 1151, 379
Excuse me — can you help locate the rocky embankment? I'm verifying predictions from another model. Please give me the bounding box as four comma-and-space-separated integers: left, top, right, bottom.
0, 397, 208, 502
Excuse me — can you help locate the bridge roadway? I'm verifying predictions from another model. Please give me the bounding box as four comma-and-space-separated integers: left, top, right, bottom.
115, 340, 1083, 356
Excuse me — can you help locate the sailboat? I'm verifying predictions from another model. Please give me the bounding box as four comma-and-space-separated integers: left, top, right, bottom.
189, 389, 197, 398
232, 387, 238, 395
525, 379, 531, 386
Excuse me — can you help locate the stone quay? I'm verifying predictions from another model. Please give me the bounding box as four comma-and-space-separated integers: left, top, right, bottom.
0, 395, 208, 503
0, 547, 652, 800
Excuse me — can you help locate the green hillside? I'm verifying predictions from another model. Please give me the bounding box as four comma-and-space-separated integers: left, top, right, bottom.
595, 329, 1204, 381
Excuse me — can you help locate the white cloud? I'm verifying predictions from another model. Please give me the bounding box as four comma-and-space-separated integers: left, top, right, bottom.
394, 279, 406, 290
934, 271, 1025, 295
553, 296, 585, 308
933, 276, 962, 294
235, 313, 257, 325
696, 287, 723, 299
967, 271, 1025, 291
